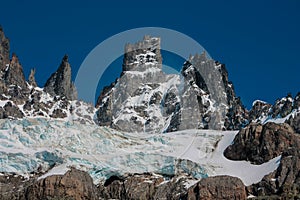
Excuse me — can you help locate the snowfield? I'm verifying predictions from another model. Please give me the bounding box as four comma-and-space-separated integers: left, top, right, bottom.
0, 118, 280, 186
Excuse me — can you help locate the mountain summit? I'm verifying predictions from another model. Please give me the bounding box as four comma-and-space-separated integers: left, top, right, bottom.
96, 36, 248, 133
44, 55, 77, 101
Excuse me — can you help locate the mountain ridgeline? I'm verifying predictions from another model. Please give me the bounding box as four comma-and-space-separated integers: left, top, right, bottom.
0, 27, 299, 133
1, 27, 300, 199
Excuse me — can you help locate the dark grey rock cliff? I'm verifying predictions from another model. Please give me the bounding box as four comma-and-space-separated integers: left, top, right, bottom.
0, 28, 27, 90
0, 26, 10, 71
180, 55, 248, 131
3, 53, 27, 89
44, 55, 77, 100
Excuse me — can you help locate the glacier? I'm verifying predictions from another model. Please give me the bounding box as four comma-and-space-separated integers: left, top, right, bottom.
0, 118, 280, 186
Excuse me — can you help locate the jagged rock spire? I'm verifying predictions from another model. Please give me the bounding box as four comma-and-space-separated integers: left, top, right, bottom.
0, 27, 27, 90
44, 55, 77, 100
28, 68, 37, 87
3, 53, 27, 89
0, 26, 10, 71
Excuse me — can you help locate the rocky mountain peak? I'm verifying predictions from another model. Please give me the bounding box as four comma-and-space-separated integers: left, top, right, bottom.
28, 68, 37, 87
97, 36, 177, 132
190, 51, 209, 63
44, 54, 77, 100
0, 28, 26, 90
3, 53, 27, 89
97, 37, 249, 132
0, 26, 10, 71
249, 100, 272, 121
122, 35, 162, 72
179, 52, 248, 130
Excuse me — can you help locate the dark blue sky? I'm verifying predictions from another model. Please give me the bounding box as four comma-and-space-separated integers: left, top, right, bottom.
0, 0, 299, 108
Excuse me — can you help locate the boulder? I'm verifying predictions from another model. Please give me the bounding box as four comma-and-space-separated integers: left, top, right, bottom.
26, 168, 98, 200
187, 176, 247, 200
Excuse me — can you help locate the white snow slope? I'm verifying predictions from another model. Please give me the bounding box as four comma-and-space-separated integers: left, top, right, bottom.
0, 118, 280, 186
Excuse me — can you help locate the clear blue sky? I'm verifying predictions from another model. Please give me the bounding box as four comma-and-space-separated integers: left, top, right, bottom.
0, 0, 299, 108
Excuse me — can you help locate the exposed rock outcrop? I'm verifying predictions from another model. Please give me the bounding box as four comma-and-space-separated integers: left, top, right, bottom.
3, 53, 27, 89
224, 122, 299, 165
44, 55, 77, 100
248, 93, 300, 134
248, 148, 300, 199
0, 26, 10, 70
1, 169, 248, 200
122, 35, 162, 72
99, 174, 247, 200
99, 173, 165, 200
0, 28, 31, 105
0, 173, 34, 200
286, 112, 300, 134
0, 101, 24, 118
26, 168, 98, 200
249, 100, 272, 121
187, 176, 247, 200
217, 61, 249, 130
0, 168, 99, 200
99, 173, 204, 200
272, 94, 294, 118
28, 68, 37, 87
180, 56, 248, 131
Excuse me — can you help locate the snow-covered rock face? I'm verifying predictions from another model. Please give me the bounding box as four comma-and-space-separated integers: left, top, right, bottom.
0, 85, 97, 124
97, 36, 182, 133
97, 36, 248, 133
249, 93, 300, 133
0, 33, 94, 125
122, 35, 162, 72
180, 55, 229, 131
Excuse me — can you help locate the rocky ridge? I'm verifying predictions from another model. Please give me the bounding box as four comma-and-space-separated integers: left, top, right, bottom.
97, 36, 248, 133
0, 28, 96, 124
0, 168, 247, 200
1, 27, 298, 133
248, 93, 300, 134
